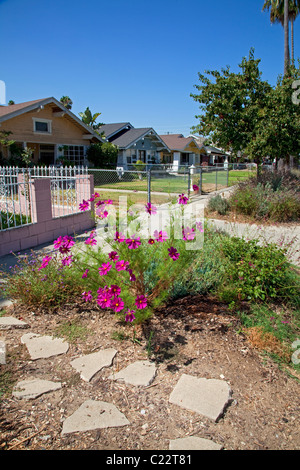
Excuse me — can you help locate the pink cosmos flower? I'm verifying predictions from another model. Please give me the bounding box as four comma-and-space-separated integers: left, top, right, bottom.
125, 310, 136, 322
177, 193, 189, 205
145, 203, 157, 215
38, 255, 52, 270
115, 231, 125, 243
153, 230, 168, 242
96, 207, 108, 219
127, 268, 136, 282
95, 200, 105, 207
61, 255, 73, 266
82, 269, 89, 278
108, 251, 119, 262
104, 199, 113, 205
168, 247, 180, 261
148, 238, 155, 245
109, 284, 121, 296
193, 184, 199, 192
110, 296, 125, 313
85, 237, 97, 246
97, 292, 113, 308
115, 260, 129, 271
82, 291, 93, 302
196, 221, 204, 233
182, 227, 195, 241
135, 295, 147, 310
54, 235, 75, 254
99, 262, 112, 276
79, 199, 89, 211
125, 236, 141, 249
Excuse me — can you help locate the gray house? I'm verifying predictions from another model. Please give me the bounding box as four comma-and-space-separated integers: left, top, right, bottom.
99, 123, 170, 169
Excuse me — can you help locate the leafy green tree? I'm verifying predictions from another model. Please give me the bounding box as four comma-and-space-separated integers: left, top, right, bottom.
246, 64, 300, 167
191, 49, 272, 170
60, 96, 73, 110
86, 142, 118, 167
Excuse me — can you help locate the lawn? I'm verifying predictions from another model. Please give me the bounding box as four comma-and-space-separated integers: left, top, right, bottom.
92, 169, 255, 195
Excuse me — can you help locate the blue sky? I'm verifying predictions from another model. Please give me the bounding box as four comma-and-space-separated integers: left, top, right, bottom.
0, 0, 299, 135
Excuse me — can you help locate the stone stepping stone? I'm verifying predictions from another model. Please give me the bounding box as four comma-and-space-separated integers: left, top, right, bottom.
169, 374, 232, 422
61, 399, 130, 435
0, 316, 29, 329
169, 436, 223, 450
109, 360, 157, 387
70, 348, 117, 382
13, 378, 62, 400
21, 332, 69, 360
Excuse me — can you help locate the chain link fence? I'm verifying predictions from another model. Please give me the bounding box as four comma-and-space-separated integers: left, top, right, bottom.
88, 164, 255, 205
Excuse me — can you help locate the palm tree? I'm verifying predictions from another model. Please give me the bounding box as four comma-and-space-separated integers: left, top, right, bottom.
60, 96, 73, 110
262, 0, 300, 71
79, 107, 103, 131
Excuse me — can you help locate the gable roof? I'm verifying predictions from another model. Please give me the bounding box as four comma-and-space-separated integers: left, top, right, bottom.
99, 122, 133, 140
159, 134, 205, 152
0, 97, 103, 142
106, 126, 169, 150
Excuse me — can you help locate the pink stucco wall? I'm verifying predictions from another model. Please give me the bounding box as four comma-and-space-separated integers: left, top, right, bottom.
0, 175, 95, 256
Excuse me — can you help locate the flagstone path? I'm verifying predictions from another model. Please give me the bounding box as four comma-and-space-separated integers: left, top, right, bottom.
0, 314, 233, 450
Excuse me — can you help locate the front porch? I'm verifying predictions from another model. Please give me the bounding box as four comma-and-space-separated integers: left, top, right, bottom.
6, 142, 89, 166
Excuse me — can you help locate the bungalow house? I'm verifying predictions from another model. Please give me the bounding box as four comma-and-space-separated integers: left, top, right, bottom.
158, 134, 207, 170
203, 145, 230, 166
0, 97, 103, 166
99, 122, 169, 169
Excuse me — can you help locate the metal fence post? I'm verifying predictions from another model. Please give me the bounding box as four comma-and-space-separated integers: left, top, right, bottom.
147, 169, 151, 205
199, 167, 202, 195
215, 168, 218, 191
188, 168, 191, 197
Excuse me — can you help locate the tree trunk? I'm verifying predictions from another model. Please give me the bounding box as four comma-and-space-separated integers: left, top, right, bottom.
291, 18, 294, 65
284, 0, 290, 74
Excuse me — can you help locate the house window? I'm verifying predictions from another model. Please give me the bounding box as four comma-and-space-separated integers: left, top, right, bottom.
33, 118, 52, 134
63, 145, 85, 165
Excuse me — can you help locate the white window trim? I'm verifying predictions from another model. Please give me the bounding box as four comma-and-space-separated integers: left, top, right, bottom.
33, 117, 52, 134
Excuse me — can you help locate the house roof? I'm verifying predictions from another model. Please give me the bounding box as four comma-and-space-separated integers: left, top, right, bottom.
0, 97, 103, 142
204, 145, 228, 155
99, 122, 133, 139
159, 134, 205, 152
108, 127, 169, 150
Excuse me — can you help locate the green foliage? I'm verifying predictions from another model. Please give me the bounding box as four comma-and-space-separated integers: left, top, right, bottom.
133, 160, 146, 171
229, 170, 300, 222
217, 236, 300, 305
79, 107, 103, 131
207, 194, 230, 215
191, 49, 300, 166
86, 142, 118, 167
1, 211, 31, 229
1, 252, 84, 309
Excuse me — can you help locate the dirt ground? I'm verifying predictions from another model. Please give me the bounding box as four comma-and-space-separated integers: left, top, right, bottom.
0, 294, 299, 451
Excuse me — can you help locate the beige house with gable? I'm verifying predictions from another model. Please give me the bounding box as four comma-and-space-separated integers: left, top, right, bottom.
0, 97, 102, 166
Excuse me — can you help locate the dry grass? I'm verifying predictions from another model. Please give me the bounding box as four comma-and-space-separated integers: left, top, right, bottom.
245, 326, 291, 362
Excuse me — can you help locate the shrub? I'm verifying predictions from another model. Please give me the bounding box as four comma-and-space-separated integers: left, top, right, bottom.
229, 171, 300, 222
207, 194, 230, 215
217, 236, 300, 304
1, 251, 84, 309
